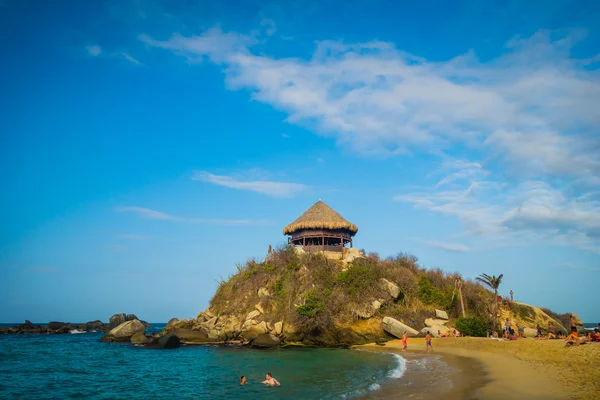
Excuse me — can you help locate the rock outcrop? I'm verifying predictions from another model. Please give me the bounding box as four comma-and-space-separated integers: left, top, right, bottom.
101, 320, 145, 342
380, 279, 400, 299
382, 317, 419, 338
146, 334, 181, 349
252, 333, 281, 348
131, 332, 148, 345
435, 309, 449, 320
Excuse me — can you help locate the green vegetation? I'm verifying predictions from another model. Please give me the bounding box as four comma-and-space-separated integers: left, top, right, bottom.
297, 288, 327, 317
336, 262, 378, 296
476, 273, 504, 327
210, 245, 501, 334
417, 275, 453, 309
454, 317, 491, 337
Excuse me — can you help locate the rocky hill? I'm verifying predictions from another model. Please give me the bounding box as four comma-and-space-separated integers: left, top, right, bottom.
162, 245, 577, 347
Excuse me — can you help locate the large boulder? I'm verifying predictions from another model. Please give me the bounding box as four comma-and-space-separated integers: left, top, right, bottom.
131, 332, 148, 345
252, 333, 281, 348
425, 318, 449, 327
102, 320, 145, 342
382, 317, 419, 338
48, 322, 67, 331
166, 318, 179, 330
380, 279, 400, 299
246, 310, 261, 321
172, 329, 220, 344
421, 325, 449, 337
89, 320, 104, 330
435, 310, 449, 320
126, 314, 138, 322
354, 300, 382, 319
274, 321, 283, 336
220, 316, 242, 339
146, 334, 181, 349
109, 313, 128, 328
240, 321, 268, 341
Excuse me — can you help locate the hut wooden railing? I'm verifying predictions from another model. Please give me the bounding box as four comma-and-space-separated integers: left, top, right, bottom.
301, 245, 344, 253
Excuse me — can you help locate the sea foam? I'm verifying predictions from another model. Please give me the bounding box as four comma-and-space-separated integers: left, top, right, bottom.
388, 353, 407, 379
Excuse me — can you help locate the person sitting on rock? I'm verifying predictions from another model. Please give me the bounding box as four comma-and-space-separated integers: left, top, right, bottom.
438, 330, 446, 338
262, 373, 280, 386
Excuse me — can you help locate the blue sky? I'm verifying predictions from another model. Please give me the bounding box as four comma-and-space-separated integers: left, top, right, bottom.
1, 0, 599, 323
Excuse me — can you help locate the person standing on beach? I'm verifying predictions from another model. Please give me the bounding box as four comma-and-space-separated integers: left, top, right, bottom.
425, 331, 433, 353
402, 332, 408, 352
570, 315, 576, 331
510, 290, 514, 301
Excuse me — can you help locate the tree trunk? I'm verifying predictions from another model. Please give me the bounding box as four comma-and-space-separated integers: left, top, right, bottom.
459, 287, 466, 318
493, 289, 499, 328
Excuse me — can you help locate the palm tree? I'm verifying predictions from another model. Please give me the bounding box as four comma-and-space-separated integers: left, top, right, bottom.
476, 273, 504, 325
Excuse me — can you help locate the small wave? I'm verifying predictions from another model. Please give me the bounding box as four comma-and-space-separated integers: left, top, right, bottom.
388, 354, 407, 379
69, 330, 86, 334
368, 383, 381, 391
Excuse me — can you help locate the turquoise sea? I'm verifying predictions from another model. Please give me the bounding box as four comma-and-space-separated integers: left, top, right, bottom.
0, 324, 406, 399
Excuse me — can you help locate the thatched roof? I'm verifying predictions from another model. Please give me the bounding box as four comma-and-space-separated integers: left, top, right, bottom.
283, 200, 358, 235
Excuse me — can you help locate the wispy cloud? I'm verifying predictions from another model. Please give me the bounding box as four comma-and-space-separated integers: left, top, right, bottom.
426, 240, 472, 253
558, 263, 600, 272
85, 44, 143, 65
86, 45, 102, 56
139, 26, 599, 253
410, 237, 472, 253
115, 206, 270, 225
115, 206, 173, 220
117, 233, 152, 240
192, 170, 307, 198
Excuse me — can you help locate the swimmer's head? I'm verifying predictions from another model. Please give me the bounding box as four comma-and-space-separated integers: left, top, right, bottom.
266, 373, 272, 379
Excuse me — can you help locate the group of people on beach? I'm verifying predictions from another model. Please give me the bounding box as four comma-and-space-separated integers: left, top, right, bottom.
401, 331, 434, 353
240, 373, 280, 387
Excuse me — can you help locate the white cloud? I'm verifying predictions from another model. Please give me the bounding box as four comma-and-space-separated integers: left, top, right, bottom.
139, 26, 599, 253
115, 205, 270, 225
85, 45, 142, 65
139, 27, 254, 63
192, 170, 307, 198
558, 263, 600, 272
116, 206, 173, 220
86, 45, 103, 56
426, 240, 472, 253
119, 52, 143, 65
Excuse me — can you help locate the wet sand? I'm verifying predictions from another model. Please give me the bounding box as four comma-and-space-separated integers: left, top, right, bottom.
357, 338, 600, 400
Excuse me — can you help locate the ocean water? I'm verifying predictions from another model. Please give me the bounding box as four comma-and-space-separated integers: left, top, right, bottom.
0, 324, 406, 399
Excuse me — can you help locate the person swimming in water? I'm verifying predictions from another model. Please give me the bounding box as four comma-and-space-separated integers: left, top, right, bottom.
262, 373, 280, 387
425, 331, 433, 353
240, 376, 246, 386
402, 331, 408, 352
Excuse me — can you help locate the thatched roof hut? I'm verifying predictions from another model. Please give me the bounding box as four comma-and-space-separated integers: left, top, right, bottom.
283, 200, 357, 250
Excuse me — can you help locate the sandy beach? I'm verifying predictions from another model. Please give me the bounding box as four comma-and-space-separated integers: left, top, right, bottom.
358, 337, 600, 400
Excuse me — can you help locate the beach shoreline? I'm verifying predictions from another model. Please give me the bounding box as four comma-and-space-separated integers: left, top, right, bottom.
357, 337, 600, 400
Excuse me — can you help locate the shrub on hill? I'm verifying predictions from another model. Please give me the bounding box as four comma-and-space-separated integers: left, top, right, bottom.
209, 245, 565, 342
454, 317, 491, 337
